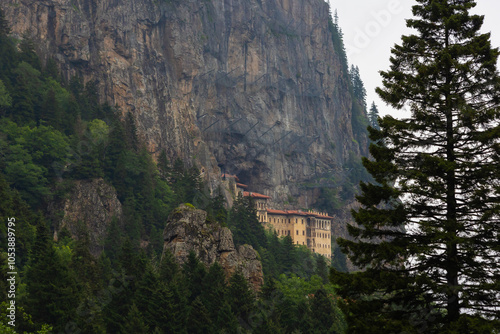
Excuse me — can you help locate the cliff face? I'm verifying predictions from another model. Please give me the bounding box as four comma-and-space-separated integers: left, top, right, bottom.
163, 204, 264, 291
1, 0, 366, 206
57, 178, 122, 256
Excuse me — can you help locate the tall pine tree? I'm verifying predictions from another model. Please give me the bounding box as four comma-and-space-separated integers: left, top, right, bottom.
368, 101, 381, 131
332, 0, 500, 332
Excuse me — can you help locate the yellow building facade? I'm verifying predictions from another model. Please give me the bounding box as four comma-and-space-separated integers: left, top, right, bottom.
243, 192, 333, 258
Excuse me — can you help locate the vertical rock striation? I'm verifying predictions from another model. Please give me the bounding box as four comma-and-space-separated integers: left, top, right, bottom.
1, 0, 367, 207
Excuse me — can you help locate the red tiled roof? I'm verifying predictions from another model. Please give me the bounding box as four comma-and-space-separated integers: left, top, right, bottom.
267, 209, 308, 216
236, 183, 248, 188
243, 191, 271, 199
286, 210, 308, 216
267, 209, 288, 215
222, 173, 239, 181
311, 213, 335, 219
266, 209, 334, 219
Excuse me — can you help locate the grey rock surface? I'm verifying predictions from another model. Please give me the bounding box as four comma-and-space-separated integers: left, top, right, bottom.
1, 0, 368, 208
59, 178, 122, 256
163, 204, 264, 291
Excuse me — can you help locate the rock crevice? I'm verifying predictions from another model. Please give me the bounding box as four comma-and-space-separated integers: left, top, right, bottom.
163, 204, 264, 291
1, 0, 368, 208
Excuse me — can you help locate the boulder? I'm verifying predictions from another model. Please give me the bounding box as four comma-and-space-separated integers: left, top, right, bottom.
163, 204, 264, 291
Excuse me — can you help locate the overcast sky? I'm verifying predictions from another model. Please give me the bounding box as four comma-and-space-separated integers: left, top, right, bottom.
328, 0, 500, 118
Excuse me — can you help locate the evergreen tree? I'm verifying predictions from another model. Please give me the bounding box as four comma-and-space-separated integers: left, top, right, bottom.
10, 62, 43, 123
39, 88, 62, 128
18, 34, 41, 70
314, 255, 328, 284
103, 240, 144, 333
182, 251, 207, 303
43, 58, 59, 80
207, 185, 227, 225
71, 222, 99, 290
368, 101, 381, 131
103, 216, 122, 264
228, 194, 267, 250
349, 65, 369, 138
331, 244, 348, 273
215, 301, 240, 334
328, 8, 348, 73
0, 8, 17, 80
349, 65, 366, 106
280, 235, 296, 274
124, 111, 139, 151
309, 289, 338, 334
226, 270, 255, 328
332, 0, 500, 331
186, 296, 213, 334
25, 217, 79, 331
0, 7, 10, 36
133, 265, 162, 329
146, 225, 163, 256
201, 262, 227, 321
159, 248, 180, 282
157, 149, 170, 179
0, 79, 12, 113
122, 303, 149, 334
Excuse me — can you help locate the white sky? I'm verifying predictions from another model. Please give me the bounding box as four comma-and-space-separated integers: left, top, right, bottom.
328, 0, 500, 118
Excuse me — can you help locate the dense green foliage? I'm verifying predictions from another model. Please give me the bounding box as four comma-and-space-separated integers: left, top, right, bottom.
332, 0, 500, 332
0, 8, 346, 332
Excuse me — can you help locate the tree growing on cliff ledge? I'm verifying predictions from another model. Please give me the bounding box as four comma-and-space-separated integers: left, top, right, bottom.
332, 0, 500, 332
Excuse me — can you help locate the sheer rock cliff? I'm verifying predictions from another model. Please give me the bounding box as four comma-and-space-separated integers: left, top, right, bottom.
1, 0, 367, 208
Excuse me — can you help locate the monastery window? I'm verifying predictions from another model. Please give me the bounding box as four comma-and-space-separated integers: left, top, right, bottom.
295, 219, 298, 224
302, 219, 304, 224
296, 241, 299, 245
302, 231, 305, 236
296, 230, 298, 235
303, 242, 305, 245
